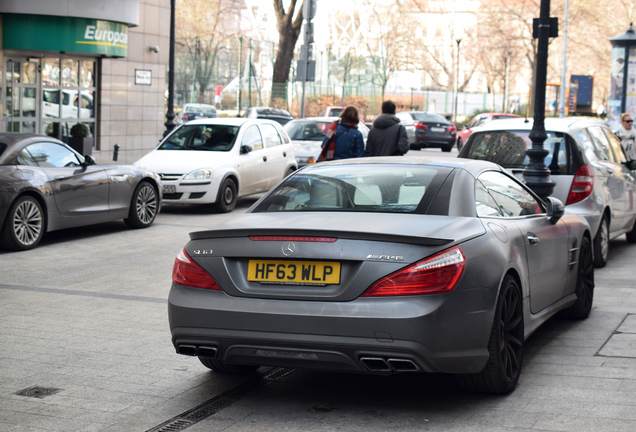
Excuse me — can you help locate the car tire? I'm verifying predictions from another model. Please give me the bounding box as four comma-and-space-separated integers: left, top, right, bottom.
441, 144, 453, 152
625, 218, 636, 243
198, 357, 260, 374
593, 215, 609, 268
0, 196, 45, 251
124, 182, 158, 228
284, 166, 295, 178
562, 236, 594, 319
457, 138, 463, 152
456, 275, 524, 394
215, 177, 237, 213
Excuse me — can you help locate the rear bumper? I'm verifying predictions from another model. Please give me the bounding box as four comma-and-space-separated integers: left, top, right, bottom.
413, 134, 455, 148
168, 284, 497, 374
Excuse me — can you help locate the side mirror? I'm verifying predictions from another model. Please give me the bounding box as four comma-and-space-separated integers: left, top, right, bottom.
545, 197, 564, 223
82, 155, 96, 166
240, 144, 253, 154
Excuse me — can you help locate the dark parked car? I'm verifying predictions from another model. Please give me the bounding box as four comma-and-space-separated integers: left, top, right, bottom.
0, 133, 161, 251
243, 107, 294, 125
168, 156, 594, 394
178, 103, 219, 125
458, 117, 636, 267
395, 111, 457, 152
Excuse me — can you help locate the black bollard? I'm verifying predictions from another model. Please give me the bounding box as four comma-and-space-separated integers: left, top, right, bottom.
113, 143, 119, 161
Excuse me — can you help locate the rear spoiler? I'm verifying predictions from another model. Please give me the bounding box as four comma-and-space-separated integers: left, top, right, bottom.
189, 228, 453, 246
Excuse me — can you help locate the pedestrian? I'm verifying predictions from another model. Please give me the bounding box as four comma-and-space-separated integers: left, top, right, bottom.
597, 102, 608, 119
365, 100, 409, 156
214, 84, 223, 109
319, 106, 365, 161
615, 113, 635, 159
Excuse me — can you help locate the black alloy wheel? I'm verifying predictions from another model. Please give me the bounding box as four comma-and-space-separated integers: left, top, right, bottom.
215, 178, 237, 213
625, 218, 636, 243
124, 182, 158, 228
199, 357, 260, 374
593, 215, 609, 268
562, 236, 594, 319
441, 143, 453, 152
456, 275, 524, 394
1, 196, 45, 251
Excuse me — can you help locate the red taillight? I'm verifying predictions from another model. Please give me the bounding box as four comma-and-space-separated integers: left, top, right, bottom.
447, 125, 457, 132
362, 246, 466, 297
172, 248, 222, 290
181, 112, 188, 121
249, 236, 337, 242
566, 164, 594, 205
414, 123, 429, 130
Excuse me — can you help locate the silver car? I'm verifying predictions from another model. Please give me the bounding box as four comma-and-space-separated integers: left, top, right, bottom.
459, 117, 636, 267
283, 117, 369, 167
168, 157, 593, 394
0, 133, 161, 251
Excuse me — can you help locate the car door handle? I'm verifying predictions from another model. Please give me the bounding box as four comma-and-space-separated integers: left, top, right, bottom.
527, 234, 539, 245
606, 168, 614, 175
283, 152, 287, 157
263, 156, 267, 162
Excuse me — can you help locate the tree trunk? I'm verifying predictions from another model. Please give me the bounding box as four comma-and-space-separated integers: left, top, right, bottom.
271, 0, 305, 102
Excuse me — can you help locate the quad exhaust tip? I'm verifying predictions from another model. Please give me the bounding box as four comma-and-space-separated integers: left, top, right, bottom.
360, 356, 420, 372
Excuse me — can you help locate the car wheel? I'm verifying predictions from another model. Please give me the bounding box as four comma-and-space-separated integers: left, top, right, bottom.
284, 166, 295, 178
456, 275, 524, 394
198, 357, 260, 374
457, 138, 463, 152
215, 178, 237, 213
124, 182, 158, 228
562, 236, 594, 319
593, 215, 609, 268
441, 144, 453, 152
1, 196, 45, 251
625, 218, 636, 243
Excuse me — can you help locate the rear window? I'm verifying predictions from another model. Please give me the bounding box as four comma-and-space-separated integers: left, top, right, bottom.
284, 121, 331, 141
464, 130, 572, 175
185, 105, 216, 114
252, 164, 452, 214
412, 113, 448, 123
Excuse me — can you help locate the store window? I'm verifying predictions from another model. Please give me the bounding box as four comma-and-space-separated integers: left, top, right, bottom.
42, 58, 97, 147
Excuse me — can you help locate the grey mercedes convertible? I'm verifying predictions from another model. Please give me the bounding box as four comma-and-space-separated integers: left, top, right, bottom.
168, 157, 594, 394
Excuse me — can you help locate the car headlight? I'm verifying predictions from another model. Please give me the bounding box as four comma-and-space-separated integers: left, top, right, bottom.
183, 168, 214, 180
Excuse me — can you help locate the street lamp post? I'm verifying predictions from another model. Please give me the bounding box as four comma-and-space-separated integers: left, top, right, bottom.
522, 0, 556, 201
454, 39, 461, 122
163, 0, 176, 137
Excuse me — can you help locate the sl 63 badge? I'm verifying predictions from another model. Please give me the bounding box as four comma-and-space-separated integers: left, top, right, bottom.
192, 250, 213, 256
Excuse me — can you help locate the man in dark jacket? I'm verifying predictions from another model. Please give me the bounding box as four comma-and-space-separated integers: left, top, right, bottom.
365, 100, 409, 156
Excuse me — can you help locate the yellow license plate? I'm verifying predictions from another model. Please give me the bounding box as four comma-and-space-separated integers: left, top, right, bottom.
247, 260, 341, 285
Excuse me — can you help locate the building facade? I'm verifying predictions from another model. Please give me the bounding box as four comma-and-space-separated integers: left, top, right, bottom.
0, 0, 170, 164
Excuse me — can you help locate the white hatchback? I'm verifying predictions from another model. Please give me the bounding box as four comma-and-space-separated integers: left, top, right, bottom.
135, 118, 297, 212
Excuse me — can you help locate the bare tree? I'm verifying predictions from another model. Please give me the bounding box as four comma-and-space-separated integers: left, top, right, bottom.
271, 0, 306, 102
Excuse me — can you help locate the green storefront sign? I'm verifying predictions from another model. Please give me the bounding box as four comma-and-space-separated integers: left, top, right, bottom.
3, 14, 128, 57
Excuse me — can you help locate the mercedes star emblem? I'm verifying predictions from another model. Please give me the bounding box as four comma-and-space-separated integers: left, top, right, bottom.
282, 242, 296, 256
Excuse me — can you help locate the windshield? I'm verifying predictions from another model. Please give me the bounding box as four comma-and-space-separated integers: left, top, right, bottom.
252, 164, 451, 214
284, 121, 331, 141
465, 130, 570, 174
185, 105, 216, 114
412, 113, 448, 123
159, 124, 238, 151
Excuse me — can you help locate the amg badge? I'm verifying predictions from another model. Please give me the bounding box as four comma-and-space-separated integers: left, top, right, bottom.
366, 255, 404, 261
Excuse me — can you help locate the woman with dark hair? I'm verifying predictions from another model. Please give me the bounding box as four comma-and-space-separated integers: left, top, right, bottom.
320, 106, 365, 160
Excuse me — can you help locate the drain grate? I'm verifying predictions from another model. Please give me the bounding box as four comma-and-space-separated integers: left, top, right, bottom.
15, 386, 62, 399
146, 367, 296, 432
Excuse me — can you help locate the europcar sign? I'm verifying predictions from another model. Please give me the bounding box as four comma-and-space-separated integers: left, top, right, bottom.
3, 14, 128, 57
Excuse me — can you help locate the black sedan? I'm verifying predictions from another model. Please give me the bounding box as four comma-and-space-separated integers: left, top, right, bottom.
0, 133, 162, 251
396, 111, 457, 152
168, 157, 594, 394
